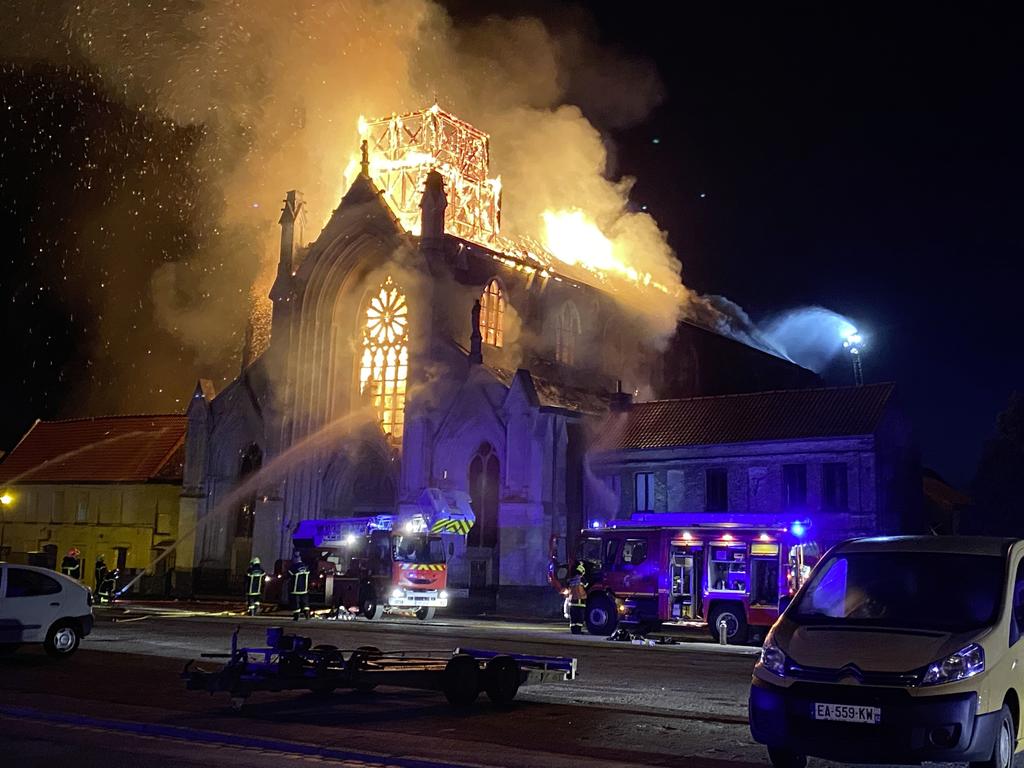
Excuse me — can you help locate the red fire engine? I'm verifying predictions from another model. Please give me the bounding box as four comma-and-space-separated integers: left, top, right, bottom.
549, 513, 820, 643
290, 489, 474, 621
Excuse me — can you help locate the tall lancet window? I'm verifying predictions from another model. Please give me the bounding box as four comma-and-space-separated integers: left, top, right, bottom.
479, 278, 505, 348
555, 301, 581, 365
360, 276, 409, 441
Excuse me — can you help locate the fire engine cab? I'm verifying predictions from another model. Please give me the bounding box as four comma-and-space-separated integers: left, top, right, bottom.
292, 489, 474, 621
549, 513, 820, 643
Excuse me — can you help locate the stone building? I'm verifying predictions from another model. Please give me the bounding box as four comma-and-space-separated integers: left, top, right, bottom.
182, 106, 819, 609
585, 382, 919, 546
0, 415, 189, 593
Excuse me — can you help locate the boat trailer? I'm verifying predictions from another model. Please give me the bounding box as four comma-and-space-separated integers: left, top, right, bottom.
183, 626, 577, 710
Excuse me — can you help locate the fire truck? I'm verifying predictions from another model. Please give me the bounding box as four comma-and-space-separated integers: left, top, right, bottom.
290, 489, 474, 621
549, 513, 821, 643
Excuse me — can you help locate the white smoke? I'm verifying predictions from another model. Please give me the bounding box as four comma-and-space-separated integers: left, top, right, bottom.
760, 306, 860, 373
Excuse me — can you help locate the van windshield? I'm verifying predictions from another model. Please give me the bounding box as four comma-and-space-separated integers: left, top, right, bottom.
792, 551, 1006, 633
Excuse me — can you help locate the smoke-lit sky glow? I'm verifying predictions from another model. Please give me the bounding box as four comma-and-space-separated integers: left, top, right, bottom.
1, 2, 1021, 487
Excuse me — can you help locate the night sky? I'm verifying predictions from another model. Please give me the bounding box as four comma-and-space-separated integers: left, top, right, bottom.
1, 4, 1021, 489
593, 4, 1023, 488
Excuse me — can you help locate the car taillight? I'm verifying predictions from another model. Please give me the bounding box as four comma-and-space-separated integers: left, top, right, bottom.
87, 590, 94, 606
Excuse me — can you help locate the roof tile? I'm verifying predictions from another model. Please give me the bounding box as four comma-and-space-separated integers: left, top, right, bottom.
593, 383, 895, 451
0, 415, 187, 484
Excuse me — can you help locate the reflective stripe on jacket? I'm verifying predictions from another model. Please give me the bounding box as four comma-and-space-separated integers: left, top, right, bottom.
246, 568, 265, 596
290, 567, 310, 595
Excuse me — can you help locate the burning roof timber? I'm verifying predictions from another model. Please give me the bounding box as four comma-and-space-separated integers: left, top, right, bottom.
357, 105, 674, 297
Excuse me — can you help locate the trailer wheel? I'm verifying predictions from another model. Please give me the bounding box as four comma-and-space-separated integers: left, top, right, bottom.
415, 606, 436, 621
585, 594, 618, 636
709, 604, 749, 644
353, 645, 382, 692
484, 656, 521, 706
443, 653, 480, 707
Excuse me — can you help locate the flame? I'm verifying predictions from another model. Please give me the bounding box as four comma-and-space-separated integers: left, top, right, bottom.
335, 108, 676, 299
541, 209, 650, 286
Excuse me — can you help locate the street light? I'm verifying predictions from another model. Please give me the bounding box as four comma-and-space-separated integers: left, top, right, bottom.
0, 492, 12, 506
843, 330, 866, 386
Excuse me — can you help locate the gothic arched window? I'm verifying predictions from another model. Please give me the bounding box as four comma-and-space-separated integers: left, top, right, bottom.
555, 301, 581, 366
479, 278, 505, 348
360, 276, 409, 441
236, 443, 262, 539
468, 443, 500, 549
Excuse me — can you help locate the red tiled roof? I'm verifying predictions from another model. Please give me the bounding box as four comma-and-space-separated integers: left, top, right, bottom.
0, 415, 187, 484
592, 383, 896, 452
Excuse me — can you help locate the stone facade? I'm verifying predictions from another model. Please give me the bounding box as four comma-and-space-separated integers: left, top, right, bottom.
183, 149, 821, 612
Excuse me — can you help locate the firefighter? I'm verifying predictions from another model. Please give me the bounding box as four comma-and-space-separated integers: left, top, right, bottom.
567, 560, 589, 634
245, 556, 266, 616
94, 554, 109, 597
288, 553, 310, 621
61, 548, 82, 579
96, 556, 118, 604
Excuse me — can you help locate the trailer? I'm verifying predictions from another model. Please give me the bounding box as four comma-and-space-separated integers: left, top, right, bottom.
183, 626, 577, 711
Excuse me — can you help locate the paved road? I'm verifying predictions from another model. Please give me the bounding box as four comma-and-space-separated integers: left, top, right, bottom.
0, 605, 947, 767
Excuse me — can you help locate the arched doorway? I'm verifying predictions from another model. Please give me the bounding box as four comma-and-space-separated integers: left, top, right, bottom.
467, 443, 500, 594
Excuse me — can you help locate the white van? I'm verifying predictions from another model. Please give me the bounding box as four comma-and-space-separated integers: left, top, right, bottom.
0, 564, 94, 657
750, 536, 1023, 768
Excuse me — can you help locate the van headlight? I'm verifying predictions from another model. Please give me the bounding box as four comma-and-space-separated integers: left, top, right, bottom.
920, 643, 985, 686
391, 588, 405, 599
439, 591, 448, 600
760, 638, 787, 677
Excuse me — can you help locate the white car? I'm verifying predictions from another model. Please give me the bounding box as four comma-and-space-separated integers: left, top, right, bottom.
0, 564, 94, 657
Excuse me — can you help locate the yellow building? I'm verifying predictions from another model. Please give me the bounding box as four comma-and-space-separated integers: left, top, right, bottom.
0, 415, 192, 594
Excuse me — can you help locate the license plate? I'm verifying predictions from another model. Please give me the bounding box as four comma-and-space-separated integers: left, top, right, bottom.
812, 702, 881, 724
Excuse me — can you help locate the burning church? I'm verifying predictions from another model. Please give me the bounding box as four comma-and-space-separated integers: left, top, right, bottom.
182, 106, 819, 610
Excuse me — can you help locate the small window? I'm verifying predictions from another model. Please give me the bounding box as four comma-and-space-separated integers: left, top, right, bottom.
822, 462, 849, 511
479, 279, 506, 348
76, 497, 88, 523
6, 568, 62, 598
578, 537, 603, 563
782, 464, 807, 508
621, 539, 648, 566
634, 472, 655, 513
705, 468, 728, 512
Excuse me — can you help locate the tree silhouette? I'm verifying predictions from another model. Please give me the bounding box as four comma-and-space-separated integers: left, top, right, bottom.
969, 392, 1024, 535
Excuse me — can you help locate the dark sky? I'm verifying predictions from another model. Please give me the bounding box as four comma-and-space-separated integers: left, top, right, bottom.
1, 4, 1021, 489
584, 4, 1023, 487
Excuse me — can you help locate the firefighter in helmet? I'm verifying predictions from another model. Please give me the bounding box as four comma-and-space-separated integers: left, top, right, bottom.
567, 560, 589, 634
245, 556, 266, 616
94, 554, 109, 597
95, 554, 117, 604
288, 552, 311, 621
61, 548, 82, 580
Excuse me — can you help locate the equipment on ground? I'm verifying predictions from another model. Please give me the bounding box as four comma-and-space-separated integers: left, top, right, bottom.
183, 626, 576, 711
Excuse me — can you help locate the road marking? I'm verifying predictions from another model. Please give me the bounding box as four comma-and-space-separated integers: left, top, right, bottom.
0, 705, 480, 768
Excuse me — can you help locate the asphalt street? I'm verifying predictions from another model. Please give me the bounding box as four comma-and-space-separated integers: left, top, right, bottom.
0, 605, 966, 768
